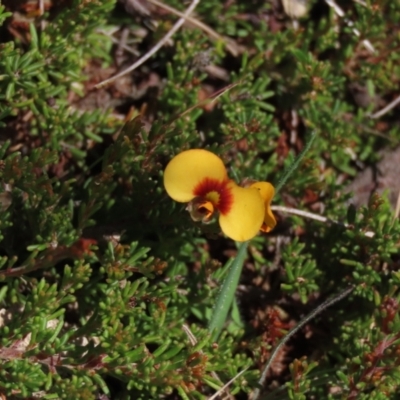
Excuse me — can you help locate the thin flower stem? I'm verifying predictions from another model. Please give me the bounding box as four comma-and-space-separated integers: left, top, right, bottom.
251, 285, 355, 400
208, 241, 249, 341
95, 0, 200, 89
274, 131, 316, 194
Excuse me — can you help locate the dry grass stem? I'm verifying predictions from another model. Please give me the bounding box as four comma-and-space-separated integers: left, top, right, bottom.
146, 0, 240, 56
325, 0, 375, 53
95, 0, 201, 89
207, 366, 249, 400
271, 205, 375, 237
369, 94, 400, 119
175, 81, 239, 121
181, 324, 197, 346
352, 0, 368, 6
251, 286, 355, 400
181, 324, 231, 398
394, 190, 400, 221
97, 28, 141, 57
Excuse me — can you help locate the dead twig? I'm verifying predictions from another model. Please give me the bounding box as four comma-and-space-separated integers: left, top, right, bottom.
146, 0, 239, 56
207, 366, 249, 400
182, 324, 234, 400
324, 0, 375, 53
271, 205, 375, 238
394, 190, 400, 222
369, 94, 400, 119
95, 0, 200, 89
97, 28, 141, 58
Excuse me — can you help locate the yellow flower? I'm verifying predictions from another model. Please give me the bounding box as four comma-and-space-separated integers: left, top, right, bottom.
164, 149, 276, 241
250, 181, 277, 233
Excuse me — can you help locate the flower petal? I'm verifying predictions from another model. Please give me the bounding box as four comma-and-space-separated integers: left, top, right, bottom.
250, 181, 276, 232
186, 197, 215, 222
164, 149, 228, 202
218, 182, 264, 241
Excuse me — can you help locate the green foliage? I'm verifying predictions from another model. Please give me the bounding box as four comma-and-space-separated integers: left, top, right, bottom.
0, 1, 117, 159
0, 0, 400, 399
281, 238, 320, 303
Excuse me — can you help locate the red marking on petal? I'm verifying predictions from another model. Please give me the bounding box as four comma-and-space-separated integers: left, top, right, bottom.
193, 178, 233, 215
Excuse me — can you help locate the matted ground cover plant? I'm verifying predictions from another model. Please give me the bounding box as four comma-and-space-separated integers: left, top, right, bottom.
0, 0, 400, 399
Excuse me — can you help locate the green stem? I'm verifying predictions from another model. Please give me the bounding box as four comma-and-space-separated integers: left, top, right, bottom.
208, 241, 249, 341
274, 131, 316, 194
207, 133, 316, 342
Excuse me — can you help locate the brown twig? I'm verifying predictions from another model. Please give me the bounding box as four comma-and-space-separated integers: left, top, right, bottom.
146, 0, 239, 56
